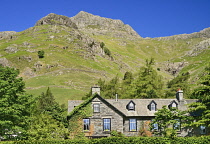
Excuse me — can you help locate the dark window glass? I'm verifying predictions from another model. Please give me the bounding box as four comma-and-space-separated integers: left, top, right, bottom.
83, 119, 90, 131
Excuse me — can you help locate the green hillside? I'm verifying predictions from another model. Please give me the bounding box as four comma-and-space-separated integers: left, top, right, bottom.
0, 12, 209, 105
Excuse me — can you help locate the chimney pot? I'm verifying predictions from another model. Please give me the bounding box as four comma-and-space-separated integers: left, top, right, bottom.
176, 89, 183, 101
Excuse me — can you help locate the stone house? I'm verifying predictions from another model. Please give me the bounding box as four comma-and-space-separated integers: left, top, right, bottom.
68, 86, 207, 137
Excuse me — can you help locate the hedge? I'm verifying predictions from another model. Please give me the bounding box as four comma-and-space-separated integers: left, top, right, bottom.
2, 136, 210, 144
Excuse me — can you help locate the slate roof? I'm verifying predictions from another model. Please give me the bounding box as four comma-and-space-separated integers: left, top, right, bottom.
106, 99, 198, 117
68, 96, 198, 117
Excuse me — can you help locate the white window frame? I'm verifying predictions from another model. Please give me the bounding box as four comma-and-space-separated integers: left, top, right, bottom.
172, 102, 177, 108
103, 118, 111, 131
93, 104, 100, 112
129, 119, 137, 131
151, 103, 156, 111
83, 119, 90, 131
128, 102, 135, 110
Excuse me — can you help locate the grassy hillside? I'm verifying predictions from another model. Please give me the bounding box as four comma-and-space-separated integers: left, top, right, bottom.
0, 21, 209, 105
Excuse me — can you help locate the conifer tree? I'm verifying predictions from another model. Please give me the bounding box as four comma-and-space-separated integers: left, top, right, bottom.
130, 58, 164, 98
188, 63, 210, 127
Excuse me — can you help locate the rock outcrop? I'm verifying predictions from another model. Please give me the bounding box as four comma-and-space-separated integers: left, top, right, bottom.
156, 27, 210, 40
186, 38, 210, 56
35, 13, 78, 29
0, 31, 16, 39
70, 11, 141, 39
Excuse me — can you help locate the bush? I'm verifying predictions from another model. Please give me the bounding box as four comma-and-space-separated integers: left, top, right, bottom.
38, 50, 45, 58
103, 47, 111, 56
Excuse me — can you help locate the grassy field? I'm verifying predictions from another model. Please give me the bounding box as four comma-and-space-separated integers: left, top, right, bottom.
0, 24, 209, 105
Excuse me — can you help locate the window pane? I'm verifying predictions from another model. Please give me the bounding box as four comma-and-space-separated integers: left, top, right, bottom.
83, 119, 90, 131
93, 104, 100, 112
128, 102, 134, 110
129, 119, 136, 131
151, 103, 156, 111
153, 123, 158, 130
173, 119, 180, 130
103, 119, 111, 131
172, 103, 176, 108
200, 126, 206, 134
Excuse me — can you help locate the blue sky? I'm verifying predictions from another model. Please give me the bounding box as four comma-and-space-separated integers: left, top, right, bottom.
1, 0, 210, 38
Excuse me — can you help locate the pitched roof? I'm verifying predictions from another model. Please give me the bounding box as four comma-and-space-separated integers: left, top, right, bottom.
68, 95, 198, 117
106, 99, 197, 116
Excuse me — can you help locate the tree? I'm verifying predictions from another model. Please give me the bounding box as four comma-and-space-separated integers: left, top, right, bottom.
165, 72, 190, 98
38, 50, 45, 58
150, 105, 186, 138
36, 87, 68, 127
130, 58, 164, 98
188, 63, 210, 127
0, 65, 34, 140
28, 114, 68, 140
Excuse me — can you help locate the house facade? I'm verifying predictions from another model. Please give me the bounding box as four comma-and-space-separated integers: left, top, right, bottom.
68, 86, 206, 137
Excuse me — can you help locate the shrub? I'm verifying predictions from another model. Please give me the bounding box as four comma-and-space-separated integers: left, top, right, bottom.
38, 50, 45, 58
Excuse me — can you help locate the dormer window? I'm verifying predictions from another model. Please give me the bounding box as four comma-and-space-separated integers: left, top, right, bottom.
126, 101, 135, 111
168, 100, 178, 109
148, 100, 157, 111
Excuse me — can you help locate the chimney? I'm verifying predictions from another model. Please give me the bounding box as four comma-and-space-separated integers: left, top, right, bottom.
115, 94, 118, 101
176, 89, 183, 101
91, 86, 100, 95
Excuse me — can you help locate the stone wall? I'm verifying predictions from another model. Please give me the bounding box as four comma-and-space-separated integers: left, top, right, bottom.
86, 97, 123, 137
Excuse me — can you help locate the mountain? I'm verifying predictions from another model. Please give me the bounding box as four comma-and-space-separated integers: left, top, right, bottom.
0, 11, 209, 105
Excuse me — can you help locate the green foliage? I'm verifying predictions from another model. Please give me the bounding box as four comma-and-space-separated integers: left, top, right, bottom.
0, 65, 35, 140
100, 42, 105, 48
188, 63, 210, 127
129, 58, 164, 98
110, 130, 124, 137
35, 87, 68, 127
150, 105, 187, 137
68, 94, 93, 138
166, 72, 190, 98
38, 50, 45, 58
103, 47, 111, 56
27, 114, 68, 140
97, 75, 119, 99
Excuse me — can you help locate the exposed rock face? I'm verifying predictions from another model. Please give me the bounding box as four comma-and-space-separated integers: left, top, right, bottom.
187, 38, 210, 56
70, 11, 141, 39
5, 45, 18, 53
0, 31, 16, 39
0, 58, 11, 67
156, 27, 210, 40
35, 13, 78, 29
162, 61, 188, 75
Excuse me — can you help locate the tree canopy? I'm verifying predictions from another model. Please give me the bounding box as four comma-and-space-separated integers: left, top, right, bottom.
0, 65, 34, 140
188, 63, 210, 127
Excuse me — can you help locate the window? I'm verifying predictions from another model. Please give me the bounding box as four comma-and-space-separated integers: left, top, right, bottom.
83, 119, 90, 131
172, 102, 177, 108
129, 103, 134, 110
127, 101, 135, 111
168, 100, 178, 109
153, 123, 158, 130
200, 126, 206, 134
173, 119, 180, 130
148, 100, 157, 111
103, 118, 111, 131
129, 119, 137, 131
151, 103, 156, 111
93, 104, 100, 112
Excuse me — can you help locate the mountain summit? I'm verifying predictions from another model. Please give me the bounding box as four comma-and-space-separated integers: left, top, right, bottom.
70, 11, 141, 38
35, 11, 141, 39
